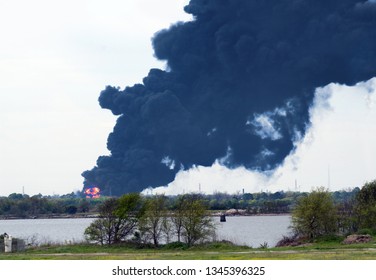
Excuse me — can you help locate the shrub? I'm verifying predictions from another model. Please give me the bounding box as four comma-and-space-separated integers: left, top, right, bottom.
292, 187, 338, 240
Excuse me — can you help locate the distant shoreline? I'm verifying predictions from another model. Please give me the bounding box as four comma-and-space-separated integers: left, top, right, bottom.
0, 212, 290, 220
0, 214, 99, 220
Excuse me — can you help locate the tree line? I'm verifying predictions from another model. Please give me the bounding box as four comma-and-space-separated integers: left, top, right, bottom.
0, 193, 102, 218
0, 188, 360, 218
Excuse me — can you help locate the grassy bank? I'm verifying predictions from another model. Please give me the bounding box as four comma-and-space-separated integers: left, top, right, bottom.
1, 239, 376, 260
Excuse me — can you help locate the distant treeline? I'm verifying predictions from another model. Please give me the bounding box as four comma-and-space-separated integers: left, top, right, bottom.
0, 193, 102, 218
0, 188, 360, 218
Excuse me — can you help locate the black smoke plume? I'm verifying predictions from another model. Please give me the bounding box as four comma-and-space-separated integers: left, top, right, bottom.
82, 0, 376, 196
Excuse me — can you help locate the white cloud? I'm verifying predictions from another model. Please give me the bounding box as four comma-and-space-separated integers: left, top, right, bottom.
250, 113, 283, 141
153, 78, 376, 195
161, 156, 176, 170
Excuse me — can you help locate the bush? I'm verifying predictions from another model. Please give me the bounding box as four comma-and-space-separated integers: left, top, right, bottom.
357, 228, 376, 236
162, 242, 189, 250
258, 242, 269, 249
313, 234, 343, 243
292, 187, 338, 240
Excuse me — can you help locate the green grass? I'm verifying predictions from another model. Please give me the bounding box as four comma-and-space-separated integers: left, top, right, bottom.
2, 239, 376, 260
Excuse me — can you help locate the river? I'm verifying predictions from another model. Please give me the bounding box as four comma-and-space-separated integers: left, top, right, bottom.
0, 215, 291, 248
215, 215, 291, 247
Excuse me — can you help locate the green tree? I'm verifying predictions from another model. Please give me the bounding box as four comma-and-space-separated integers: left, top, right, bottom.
336, 199, 357, 235
78, 199, 90, 213
8, 193, 26, 200
170, 195, 185, 243
65, 205, 78, 214
355, 180, 376, 231
292, 187, 337, 239
138, 194, 168, 246
84, 198, 118, 245
177, 193, 216, 246
84, 193, 144, 245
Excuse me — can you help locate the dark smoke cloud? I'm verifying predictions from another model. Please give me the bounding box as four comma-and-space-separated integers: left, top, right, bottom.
82, 0, 376, 195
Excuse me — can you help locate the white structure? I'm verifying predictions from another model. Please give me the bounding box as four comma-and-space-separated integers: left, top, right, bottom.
4, 235, 12, 253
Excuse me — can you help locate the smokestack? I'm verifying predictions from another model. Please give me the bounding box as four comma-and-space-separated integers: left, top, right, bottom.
82, 0, 376, 196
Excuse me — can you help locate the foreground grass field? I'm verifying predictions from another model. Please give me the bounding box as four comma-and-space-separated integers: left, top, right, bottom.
2, 239, 376, 260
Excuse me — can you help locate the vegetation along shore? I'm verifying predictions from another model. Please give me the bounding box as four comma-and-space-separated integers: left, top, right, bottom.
1, 180, 376, 259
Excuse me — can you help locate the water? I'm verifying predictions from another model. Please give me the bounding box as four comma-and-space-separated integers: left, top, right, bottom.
215, 215, 292, 247
0, 218, 94, 245
0, 215, 291, 247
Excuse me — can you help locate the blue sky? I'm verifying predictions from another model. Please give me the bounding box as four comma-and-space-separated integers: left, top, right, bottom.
1, 0, 375, 196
